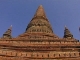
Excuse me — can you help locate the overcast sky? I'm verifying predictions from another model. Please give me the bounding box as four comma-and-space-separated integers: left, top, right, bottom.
0, 0, 80, 40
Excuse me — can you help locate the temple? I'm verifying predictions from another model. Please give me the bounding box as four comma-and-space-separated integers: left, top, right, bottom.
0, 5, 80, 60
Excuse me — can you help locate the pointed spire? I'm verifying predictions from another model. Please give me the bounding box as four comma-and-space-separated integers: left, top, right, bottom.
64, 26, 73, 38
10, 25, 12, 30
34, 5, 47, 18
3, 25, 12, 39
25, 5, 54, 34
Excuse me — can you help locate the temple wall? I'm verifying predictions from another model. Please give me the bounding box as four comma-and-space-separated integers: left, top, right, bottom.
0, 40, 79, 46
0, 49, 79, 58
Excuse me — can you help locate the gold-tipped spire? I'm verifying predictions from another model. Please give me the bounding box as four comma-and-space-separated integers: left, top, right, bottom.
64, 26, 73, 38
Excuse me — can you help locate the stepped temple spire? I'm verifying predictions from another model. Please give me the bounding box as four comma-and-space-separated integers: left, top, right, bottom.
18, 5, 59, 38
64, 26, 73, 38
26, 5, 53, 34
3, 25, 12, 39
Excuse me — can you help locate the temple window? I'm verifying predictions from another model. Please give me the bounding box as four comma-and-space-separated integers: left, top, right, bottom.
49, 42, 50, 44
16, 53, 17, 56
59, 54, 60, 56
40, 29, 41, 32
29, 36, 31, 38
26, 54, 27, 56
11, 52, 12, 55
64, 54, 66, 56
38, 24, 40, 26
34, 36, 36, 38
21, 53, 22, 56
69, 53, 71, 57
42, 55, 43, 57
54, 54, 55, 57
48, 54, 49, 57
37, 29, 39, 32
31, 54, 34, 57
74, 53, 76, 56
37, 54, 38, 57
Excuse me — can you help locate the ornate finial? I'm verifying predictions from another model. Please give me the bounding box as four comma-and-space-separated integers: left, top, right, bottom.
65, 25, 66, 28
10, 25, 12, 28
9, 25, 12, 30
3, 25, 12, 39
40, 5, 42, 7
64, 26, 73, 38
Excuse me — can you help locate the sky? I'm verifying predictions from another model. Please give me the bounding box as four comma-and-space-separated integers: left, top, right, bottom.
0, 0, 80, 40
